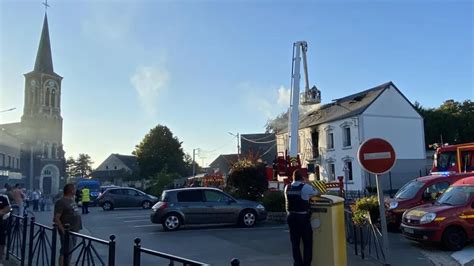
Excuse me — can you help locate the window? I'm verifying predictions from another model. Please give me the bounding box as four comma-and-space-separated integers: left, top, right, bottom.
423, 182, 450, 201
327, 132, 334, 149
460, 151, 474, 172
105, 166, 109, 170
51, 89, 56, 107
344, 161, 353, 181
124, 189, 140, 196
43, 143, 49, 158
108, 189, 122, 195
311, 130, 319, 158
343, 127, 351, 147
52, 143, 57, 158
45, 88, 50, 106
114, 166, 117, 170
328, 163, 335, 181
0, 154, 4, 166
16, 158, 19, 169
8, 156, 11, 167
204, 190, 229, 202
177, 190, 204, 202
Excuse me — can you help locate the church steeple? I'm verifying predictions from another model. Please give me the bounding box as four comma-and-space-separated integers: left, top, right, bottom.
33, 14, 55, 75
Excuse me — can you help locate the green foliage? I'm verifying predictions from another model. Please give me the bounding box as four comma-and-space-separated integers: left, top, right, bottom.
145, 169, 180, 197
226, 158, 269, 201
261, 190, 285, 212
350, 196, 379, 225
133, 125, 189, 178
415, 100, 474, 147
68, 154, 93, 178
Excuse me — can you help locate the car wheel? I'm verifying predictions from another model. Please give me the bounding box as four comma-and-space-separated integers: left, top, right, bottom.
142, 200, 152, 209
239, 210, 256, 228
162, 213, 182, 231
442, 227, 466, 251
102, 201, 113, 211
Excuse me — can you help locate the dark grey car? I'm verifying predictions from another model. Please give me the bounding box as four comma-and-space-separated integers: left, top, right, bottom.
97, 187, 158, 210
150, 187, 267, 231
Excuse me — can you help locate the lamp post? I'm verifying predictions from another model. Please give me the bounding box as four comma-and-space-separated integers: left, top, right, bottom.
228, 132, 240, 158
192, 148, 200, 178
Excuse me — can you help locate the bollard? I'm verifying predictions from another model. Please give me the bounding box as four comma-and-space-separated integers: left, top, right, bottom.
108, 235, 116, 266
230, 258, 240, 266
133, 238, 141, 266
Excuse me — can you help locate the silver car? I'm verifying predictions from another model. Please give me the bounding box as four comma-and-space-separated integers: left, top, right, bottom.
97, 187, 158, 210
150, 187, 267, 231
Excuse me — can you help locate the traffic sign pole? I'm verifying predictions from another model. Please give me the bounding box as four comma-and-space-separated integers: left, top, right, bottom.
376, 174, 390, 266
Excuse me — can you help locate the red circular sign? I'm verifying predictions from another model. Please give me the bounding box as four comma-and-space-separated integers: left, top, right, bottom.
358, 138, 396, 174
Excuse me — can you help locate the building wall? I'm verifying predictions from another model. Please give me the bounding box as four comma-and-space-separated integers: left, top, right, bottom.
0, 130, 22, 179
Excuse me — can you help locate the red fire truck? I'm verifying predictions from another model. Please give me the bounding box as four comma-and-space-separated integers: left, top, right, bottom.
432, 143, 474, 174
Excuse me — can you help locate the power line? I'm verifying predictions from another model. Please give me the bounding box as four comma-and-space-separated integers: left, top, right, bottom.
240, 135, 276, 144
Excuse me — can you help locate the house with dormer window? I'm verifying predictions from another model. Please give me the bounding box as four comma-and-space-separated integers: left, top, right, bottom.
275, 82, 427, 191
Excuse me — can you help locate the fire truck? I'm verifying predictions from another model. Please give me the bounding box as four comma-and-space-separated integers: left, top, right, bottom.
431, 143, 474, 174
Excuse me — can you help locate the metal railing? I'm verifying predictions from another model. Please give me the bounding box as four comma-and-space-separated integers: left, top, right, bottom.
27, 217, 57, 266
133, 238, 209, 266
63, 225, 116, 266
6, 213, 28, 266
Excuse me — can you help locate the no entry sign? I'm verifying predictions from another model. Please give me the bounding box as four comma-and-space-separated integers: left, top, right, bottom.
358, 138, 396, 175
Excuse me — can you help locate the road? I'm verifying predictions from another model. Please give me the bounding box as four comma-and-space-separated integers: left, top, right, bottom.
31, 207, 474, 266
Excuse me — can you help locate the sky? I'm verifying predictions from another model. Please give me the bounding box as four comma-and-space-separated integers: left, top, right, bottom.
0, 0, 473, 168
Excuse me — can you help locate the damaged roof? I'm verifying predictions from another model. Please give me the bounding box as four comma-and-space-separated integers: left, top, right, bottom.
274, 81, 396, 133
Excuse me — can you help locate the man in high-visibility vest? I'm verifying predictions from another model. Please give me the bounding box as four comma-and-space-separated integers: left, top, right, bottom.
81, 187, 90, 214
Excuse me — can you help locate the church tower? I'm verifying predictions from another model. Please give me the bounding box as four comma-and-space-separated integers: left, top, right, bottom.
20, 13, 64, 195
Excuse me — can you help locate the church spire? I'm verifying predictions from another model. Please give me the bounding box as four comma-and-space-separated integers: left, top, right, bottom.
33, 14, 54, 74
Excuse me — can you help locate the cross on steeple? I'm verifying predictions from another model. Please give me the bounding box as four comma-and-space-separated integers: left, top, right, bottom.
42, 0, 49, 13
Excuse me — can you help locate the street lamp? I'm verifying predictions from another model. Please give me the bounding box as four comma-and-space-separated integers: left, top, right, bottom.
192, 148, 200, 178
228, 132, 240, 158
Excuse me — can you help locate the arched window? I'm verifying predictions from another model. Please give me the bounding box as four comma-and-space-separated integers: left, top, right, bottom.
51, 89, 56, 107
45, 88, 50, 106
52, 143, 57, 158
30, 90, 35, 106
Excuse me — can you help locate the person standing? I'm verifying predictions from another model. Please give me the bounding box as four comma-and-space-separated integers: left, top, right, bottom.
12, 184, 25, 216
53, 183, 82, 266
284, 169, 320, 266
81, 187, 90, 214
0, 193, 11, 261
32, 189, 40, 211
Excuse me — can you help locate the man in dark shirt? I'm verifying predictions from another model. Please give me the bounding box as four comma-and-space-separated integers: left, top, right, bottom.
0, 193, 11, 260
54, 183, 82, 266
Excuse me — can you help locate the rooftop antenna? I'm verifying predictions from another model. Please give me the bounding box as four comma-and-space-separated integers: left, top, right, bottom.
42, 0, 50, 13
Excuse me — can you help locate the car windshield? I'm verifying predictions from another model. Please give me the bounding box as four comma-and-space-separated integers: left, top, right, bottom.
435, 186, 474, 206
395, 180, 424, 200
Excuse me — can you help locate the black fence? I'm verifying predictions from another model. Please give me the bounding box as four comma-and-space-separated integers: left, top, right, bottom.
28, 217, 57, 266
6, 213, 28, 266
344, 209, 387, 264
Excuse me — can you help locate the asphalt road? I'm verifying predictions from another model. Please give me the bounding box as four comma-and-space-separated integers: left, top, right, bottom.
30, 207, 474, 266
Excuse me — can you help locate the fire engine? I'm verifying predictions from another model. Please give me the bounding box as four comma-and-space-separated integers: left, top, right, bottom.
431, 143, 474, 174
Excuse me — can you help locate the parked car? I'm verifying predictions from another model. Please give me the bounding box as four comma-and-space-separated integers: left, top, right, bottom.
400, 176, 474, 251
150, 187, 267, 231
385, 173, 471, 228
97, 187, 158, 210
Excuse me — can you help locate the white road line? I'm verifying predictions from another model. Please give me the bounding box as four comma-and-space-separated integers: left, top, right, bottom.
451, 246, 474, 266
145, 225, 287, 233
123, 219, 149, 223
134, 224, 160, 228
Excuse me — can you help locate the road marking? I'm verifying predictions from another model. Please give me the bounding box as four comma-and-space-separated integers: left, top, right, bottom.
451, 246, 474, 266
111, 215, 149, 219
124, 219, 149, 223
144, 225, 287, 233
134, 224, 160, 228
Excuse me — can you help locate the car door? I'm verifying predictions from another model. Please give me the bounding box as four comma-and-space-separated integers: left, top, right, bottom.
176, 190, 208, 224
203, 190, 236, 224
124, 189, 141, 207
108, 189, 126, 208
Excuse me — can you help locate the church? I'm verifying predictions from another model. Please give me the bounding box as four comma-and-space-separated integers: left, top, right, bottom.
0, 13, 65, 195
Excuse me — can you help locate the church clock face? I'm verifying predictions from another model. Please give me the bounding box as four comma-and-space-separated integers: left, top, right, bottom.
44, 79, 58, 91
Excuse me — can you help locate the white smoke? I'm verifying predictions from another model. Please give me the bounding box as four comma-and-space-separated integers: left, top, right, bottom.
130, 66, 169, 115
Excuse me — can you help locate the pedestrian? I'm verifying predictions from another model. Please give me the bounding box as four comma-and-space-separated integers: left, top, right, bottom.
32, 189, 40, 211
81, 187, 90, 214
75, 187, 82, 205
284, 169, 321, 266
53, 183, 82, 266
12, 184, 25, 216
0, 192, 11, 261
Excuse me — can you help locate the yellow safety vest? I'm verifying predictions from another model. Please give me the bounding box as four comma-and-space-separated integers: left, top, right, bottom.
82, 188, 90, 202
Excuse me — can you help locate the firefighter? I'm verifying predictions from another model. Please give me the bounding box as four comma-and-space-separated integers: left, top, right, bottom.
284, 169, 320, 266
81, 187, 90, 214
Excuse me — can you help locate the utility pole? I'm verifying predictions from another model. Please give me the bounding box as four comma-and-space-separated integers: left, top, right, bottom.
192, 148, 200, 178
228, 132, 240, 158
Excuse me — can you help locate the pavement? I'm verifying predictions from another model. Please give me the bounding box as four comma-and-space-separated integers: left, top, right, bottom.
22, 208, 474, 266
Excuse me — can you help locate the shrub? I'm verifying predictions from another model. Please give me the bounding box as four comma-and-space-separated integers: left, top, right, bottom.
350, 196, 379, 225
262, 190, 285, 212
226, 159, 268, 201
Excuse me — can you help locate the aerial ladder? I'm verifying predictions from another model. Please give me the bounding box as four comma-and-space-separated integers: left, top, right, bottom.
275, 41, 321, 184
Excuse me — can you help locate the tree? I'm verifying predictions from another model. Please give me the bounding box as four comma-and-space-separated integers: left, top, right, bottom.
226, 156, 269, 201
65, 157, 76, 178
133, 125, 188, 178
145, 168, 180, 196
72, 154, 93, 178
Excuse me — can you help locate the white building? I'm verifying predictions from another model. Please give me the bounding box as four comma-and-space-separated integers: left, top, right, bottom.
275, 82, 427, 191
